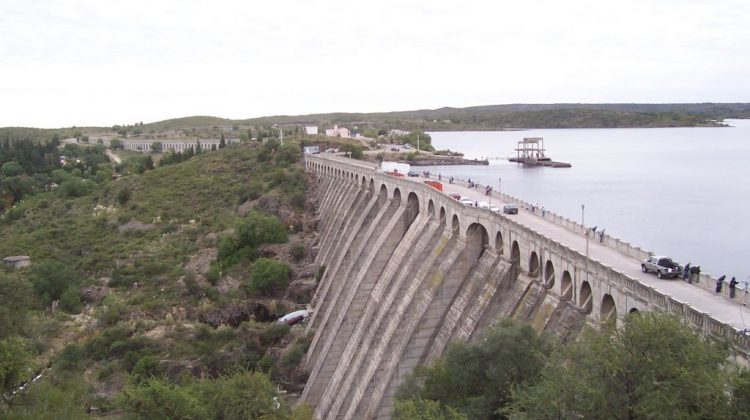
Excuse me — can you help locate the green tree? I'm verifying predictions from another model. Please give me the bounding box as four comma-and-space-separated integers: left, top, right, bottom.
235, 210, 288, 249
0, 272, 32, 338
397, 319, 553, 418
508, 313, 732, 419
342, 144, 363, 159
219, 133, 226, 149
29, 260, 80, 305
110, 138, 122, 150
247, 258, 291, 296
1, 161, 24, 177
151, 141, 162, 153
395, 399, 467, 420
0, 336, 32, 393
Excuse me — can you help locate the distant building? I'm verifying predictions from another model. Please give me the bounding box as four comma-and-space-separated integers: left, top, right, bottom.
120, 138, 240, 153
304, 126, 319, 135
325, 124, 351, 138
389, 129, 411, 137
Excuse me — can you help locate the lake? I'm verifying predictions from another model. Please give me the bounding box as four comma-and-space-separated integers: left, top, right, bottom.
428, 120, 750, 284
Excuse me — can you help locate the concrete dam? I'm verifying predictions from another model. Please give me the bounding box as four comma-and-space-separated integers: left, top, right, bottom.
301, 154, 750, 419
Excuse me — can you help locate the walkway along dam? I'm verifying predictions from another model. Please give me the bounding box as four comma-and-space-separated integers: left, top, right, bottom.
301, 154, 750, 419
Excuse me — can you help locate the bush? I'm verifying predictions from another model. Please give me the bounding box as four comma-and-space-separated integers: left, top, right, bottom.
131, 355, 163, 381
59, 284, 82, 313
234, 181, 264, 204
116, 187, 131, 205
55, 343, 85, 372
261, 323, 290, 346
247, 258, 290, 296
118, 371, 297, 419
290, 244, 306, 262
0, 337, 32, 393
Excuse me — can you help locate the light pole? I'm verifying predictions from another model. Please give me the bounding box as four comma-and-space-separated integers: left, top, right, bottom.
498, 177, 502, 199
583, 204, 589, 287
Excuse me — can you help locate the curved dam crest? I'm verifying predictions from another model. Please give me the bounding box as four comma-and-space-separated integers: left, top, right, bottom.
301, 154, 750, 419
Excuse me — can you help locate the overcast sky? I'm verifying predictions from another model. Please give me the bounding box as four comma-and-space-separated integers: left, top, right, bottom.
1, 0, 748, 128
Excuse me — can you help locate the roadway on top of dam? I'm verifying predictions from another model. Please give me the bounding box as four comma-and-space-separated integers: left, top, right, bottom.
318, 154, 750, 332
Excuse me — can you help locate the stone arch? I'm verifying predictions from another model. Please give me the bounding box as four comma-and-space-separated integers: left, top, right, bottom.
601, 294, 617, 324
579, 281, 593, 313
511, 241, 520, 263
439, 207, 446, 226
361, 175, 366, 189
560, 270, 573, 300
528, 251, 540, 277
428, 199, 435, 218
369, 178, 375, 193
405, 192, 420, 229
451, 214, 460, 235
494, 231, 504, 255
377, 184, 388, 206
392, 187, 402, 206
544, 260, 555, 288
466, 223, 489, 263
629, 308, 640, 314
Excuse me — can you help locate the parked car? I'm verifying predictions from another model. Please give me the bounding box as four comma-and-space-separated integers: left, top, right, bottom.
459, 197, 475, 206
641, 256, 681, 279
407, 170, 420, 177
503, 204, 519, 214
449, 193, 461, 200
477, 201, 490, 209
490, 206, 501, 213
390, 147, 400, 151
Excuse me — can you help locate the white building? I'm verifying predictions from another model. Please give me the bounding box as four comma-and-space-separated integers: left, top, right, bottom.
389, 129, 411, 137
304, 126, 319, 135
325, 124, 351, 138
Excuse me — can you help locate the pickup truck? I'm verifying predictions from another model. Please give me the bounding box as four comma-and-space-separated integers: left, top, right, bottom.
641, 256, 680, 279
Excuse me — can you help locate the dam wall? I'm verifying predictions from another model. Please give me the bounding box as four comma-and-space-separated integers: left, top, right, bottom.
301, 155, 750, 419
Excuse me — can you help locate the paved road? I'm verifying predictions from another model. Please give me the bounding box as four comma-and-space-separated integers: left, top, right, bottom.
316, 155, 750, 331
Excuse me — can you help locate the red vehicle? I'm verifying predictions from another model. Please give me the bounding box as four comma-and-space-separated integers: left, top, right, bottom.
449, 193, 461, 200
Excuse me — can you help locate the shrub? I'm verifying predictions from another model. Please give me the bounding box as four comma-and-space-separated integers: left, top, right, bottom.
235, 211, 287, 249
116, 187, 132, 205
234, 181, 264, 204
131, 355, 163, 381
261, 323, 290, 346
59, 284, 82, 313
55, 343, 85, 372
290, 244, 306, 262
0, 337, 32, 393
247, 258, 290, 296
206, 265, 221, 285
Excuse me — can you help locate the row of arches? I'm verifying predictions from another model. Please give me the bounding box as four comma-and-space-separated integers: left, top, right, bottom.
310, 158, 625, 324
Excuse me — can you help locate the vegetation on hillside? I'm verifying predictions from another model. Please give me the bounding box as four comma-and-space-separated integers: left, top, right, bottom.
0, 137, 317, 417
395, 314, 749, 419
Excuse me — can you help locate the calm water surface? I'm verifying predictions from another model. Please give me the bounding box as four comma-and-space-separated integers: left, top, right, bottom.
429, 120, 750, 283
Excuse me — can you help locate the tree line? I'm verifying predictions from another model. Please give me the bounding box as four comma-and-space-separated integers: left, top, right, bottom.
395, 314, 750, 419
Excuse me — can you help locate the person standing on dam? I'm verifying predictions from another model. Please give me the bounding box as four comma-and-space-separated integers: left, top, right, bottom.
716, 275, 726, 293
729, 277, 739, 298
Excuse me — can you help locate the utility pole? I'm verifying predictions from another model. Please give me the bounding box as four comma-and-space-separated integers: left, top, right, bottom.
417, 134, 420, 151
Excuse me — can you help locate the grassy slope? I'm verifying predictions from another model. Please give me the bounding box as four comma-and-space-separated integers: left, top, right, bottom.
1, 142, 313, 415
